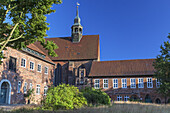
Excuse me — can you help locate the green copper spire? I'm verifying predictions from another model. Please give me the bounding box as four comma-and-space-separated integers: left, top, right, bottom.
71, 2, 83, 43
74, 3, 81, 25
76, 5, 79, 17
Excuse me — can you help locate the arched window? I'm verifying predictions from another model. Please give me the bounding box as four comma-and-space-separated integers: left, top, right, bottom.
79, 65, 86, 85
75, 28, 78, 33
0, 81, 10, 104
155, 98, 161, 104
145, 94, 152, 103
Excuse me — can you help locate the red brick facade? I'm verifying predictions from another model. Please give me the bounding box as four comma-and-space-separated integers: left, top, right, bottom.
0, 47, 55, 104
0, 36, 169, 105
1, 6, 169, 105
90, 77, 168, 103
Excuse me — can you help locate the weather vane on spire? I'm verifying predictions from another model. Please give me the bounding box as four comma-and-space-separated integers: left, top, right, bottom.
77, 2, 80, 6
76, 2, 80, 17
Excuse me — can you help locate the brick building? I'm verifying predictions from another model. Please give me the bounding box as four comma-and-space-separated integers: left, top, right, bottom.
0, 45, 55, 104
88, 59, 168, 103
0, 6, 169, 104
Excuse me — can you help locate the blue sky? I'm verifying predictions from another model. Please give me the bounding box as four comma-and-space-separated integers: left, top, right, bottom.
46, 0, 170, 61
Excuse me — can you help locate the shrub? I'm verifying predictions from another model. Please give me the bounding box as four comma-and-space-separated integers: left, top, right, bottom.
42, 84, 87, 110
24, 89, 35, 104
81, 87, 111, 106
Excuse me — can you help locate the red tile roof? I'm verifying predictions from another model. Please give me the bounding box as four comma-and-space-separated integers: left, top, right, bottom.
34, 35, 100, 61
27, 44, 46, 55
89, 59, 155, 77
26, 44, 54, 63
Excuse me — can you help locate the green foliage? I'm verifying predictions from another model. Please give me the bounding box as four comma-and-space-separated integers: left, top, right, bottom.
24, 89, 35, 104
24, 89, 34, 98
0, 51, 5, 64
129, 98, 141, 102
0, 0, 62, 61
42, 84, 87, 110
153, 34, 170, 103
81, 87, 111, 106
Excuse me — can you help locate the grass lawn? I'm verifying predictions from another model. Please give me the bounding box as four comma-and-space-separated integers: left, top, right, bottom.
1, 102, 170, 113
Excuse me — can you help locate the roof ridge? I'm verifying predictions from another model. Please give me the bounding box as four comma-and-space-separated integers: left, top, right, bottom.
93, 58, 156, 63
45, 35, 99, 39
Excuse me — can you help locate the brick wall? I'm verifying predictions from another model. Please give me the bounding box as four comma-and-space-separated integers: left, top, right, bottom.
90, 77, 168, 104
0, 47, 55, 104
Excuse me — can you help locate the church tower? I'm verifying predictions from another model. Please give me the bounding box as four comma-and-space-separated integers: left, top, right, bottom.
71, 4, 83, 43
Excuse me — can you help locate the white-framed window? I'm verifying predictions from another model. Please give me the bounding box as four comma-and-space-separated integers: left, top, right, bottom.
124, 95, 129, 101
45, 67, 48, 74
113, 79, 118, 88
44, 86, 48, 96
30, 83, 32, 90
130, 78, 136, 88
103, 79, 108, 89
37, 64, 41, 72
138, 78, 144, 88
30, 61, 34, 70
23, 82, 27, 94
17, 81, 21, 93
117, 95, 122, 101
121, 78, 127, 88
156, 79, 161, 88
21, 58, 26, 67
36, 85, 40, 95
147, 78, 153, 88
94, 79, 100, 89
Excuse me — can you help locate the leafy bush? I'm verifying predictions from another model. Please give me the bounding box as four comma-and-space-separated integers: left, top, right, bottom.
24, 89, 34, 98
81, 87, 111, 105
24, 89, 35, 104
42, 84, 87, 110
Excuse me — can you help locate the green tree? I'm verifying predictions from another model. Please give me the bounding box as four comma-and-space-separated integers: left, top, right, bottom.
43, 84, 87, 110
153, 35, 170, 104
0, 0, 62, 62
81, 87, 111, 106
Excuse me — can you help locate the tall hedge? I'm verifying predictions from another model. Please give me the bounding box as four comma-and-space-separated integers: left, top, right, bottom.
81, 87, 111, 105
43, 84, 87, 110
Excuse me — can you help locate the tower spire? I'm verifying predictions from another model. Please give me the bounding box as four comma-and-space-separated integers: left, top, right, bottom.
76, 2, 80, 17
76, 5, 79, 17
71, 2, 83, 43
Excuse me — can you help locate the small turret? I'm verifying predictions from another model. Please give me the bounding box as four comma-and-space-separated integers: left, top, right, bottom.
71, 3, 83, 43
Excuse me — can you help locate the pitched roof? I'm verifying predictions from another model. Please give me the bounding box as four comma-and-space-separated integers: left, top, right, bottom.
27, 44, 46, 55
89, 59, 155, 77
26, 44, 54, 63
34, 35, 99, 61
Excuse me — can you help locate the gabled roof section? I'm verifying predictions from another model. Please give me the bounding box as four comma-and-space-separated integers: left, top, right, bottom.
89, 59, 155, 77
34, 35, 100, 61
26, 44, 54, 64
27, 44, 46, 56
